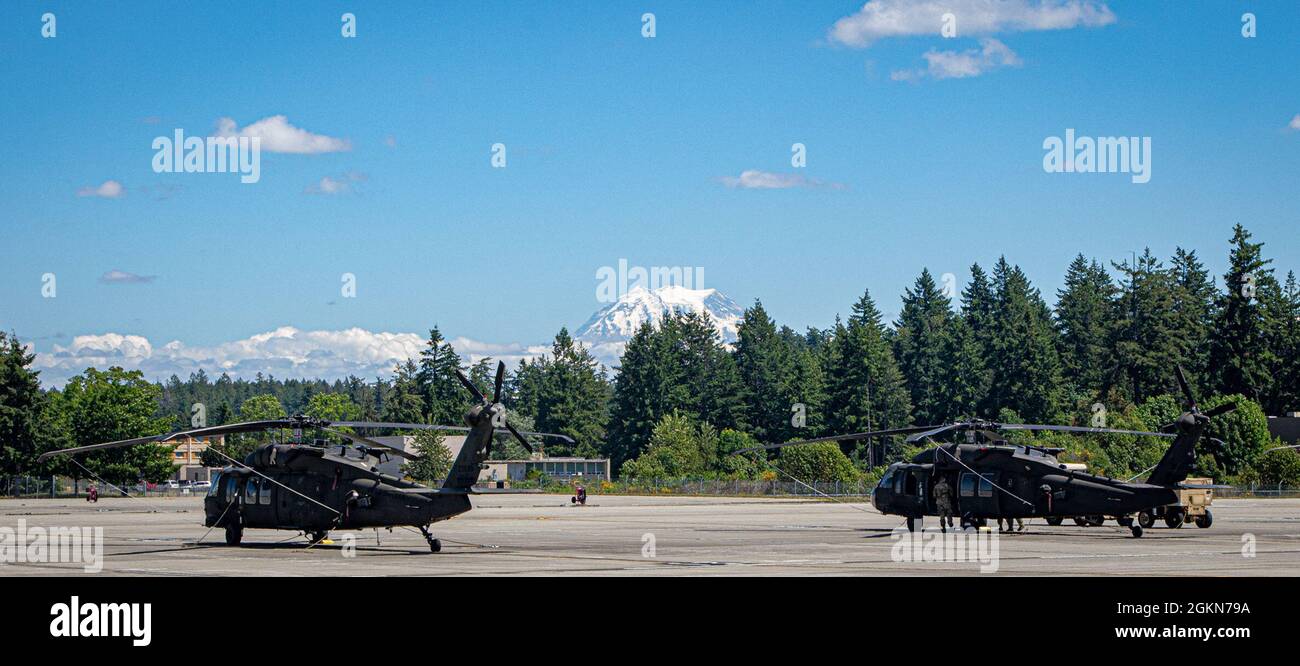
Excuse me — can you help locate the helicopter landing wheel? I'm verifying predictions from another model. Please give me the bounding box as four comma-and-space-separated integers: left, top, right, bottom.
1164, 508, 1185, 529
1130, 524, 1143, 538
1195, 509, 1213, 529
1045, 516, 1063, 526
906, 517, 916, 532
224, 522, 243, 546
1137, 510, 1154, 529
418, 525, 442, 553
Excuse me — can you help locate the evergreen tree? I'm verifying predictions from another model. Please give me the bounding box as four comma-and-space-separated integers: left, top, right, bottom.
1110, 249, 1188, 404
532, 328, 612, 457
825, 291, 911, 465
605, 311, 745, 472
673, 311, 747, 434
418, 327, 468, 426
893, 269, 953, 425
402, 429, 453, 485
606, 322, 677, 471
1170, 247, 1217, 384
1208, 224, 1275, 402
987, 258, 1064, 422
1055, 255, 1116, 400
735, 300, 795, 443
382, 359, 426, 424
508, 358, 546, 420
960, 263, 997, 415
0, 331, 45, 476
1260, 271, 1300, 414
783, 327, 828, 438
935, 316, 989, 421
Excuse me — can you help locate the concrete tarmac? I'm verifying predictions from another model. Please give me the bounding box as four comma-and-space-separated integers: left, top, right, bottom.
1, 495, 1297, 576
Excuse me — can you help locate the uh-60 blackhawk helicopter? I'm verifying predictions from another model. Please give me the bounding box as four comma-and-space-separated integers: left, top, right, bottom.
740, 367, 1232, 538
39, 361, 573, 553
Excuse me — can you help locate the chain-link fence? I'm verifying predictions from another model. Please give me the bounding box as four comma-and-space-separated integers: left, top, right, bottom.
0, 475, 209, 498
599, 478, 875, 497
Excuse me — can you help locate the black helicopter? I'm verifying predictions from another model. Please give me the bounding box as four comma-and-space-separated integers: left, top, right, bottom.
742, 367, 1233, 538
38, 361, 572, 552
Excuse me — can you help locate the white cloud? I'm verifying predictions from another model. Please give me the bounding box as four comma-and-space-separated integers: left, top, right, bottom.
893, 38, 1023, 80
830, 0, 1116, 47
304, 171, 367, 195
77, 180, 125, 198
100, 269, 157, 284
214, 115, 350, 154
1289, 114, 1300, 130
31, 327, 554, 388
719, 170, 846, 190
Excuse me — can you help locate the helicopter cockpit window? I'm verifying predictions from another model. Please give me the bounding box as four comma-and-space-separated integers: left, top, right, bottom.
224, 476, 238, 502
207, 472, 222, 497
959, 473, 976, 497
244, 477, 258, 504
877, 469, 895, 489
978, 477, 994, 498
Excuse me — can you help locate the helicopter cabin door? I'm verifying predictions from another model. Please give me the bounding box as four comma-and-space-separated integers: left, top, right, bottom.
957, 471, 1000, 517
238, 475, 278, 527
893, 465, 928, 517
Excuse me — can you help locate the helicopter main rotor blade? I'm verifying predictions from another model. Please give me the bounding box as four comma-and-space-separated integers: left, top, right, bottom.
332, 421, 470, 432
454, 368, 487, 403
493, 360, 506, 404
155, 419, 299, 442
1264, 443, 1300, 453
320, 427, 417, 459
36, 419, 299, 462
998, 424, 1175, 438
37, 433, 166, 462
331, 421, 574, 444
732, 425, 945, 455
905, 423, 963, 444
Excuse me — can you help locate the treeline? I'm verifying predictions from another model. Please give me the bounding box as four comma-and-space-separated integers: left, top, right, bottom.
2, 224, 1298, 486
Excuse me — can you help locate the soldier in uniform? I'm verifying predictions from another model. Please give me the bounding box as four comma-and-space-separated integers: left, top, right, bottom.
933, 474, 954, 532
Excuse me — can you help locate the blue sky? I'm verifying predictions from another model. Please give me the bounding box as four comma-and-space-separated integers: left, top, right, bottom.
2, 1, 1298, 385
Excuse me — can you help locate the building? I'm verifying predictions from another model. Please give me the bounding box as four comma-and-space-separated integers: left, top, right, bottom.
166, 435, 224, 482
1268, 413, 1300, 446
481, 458, 610, 483
371, 435, 610, 484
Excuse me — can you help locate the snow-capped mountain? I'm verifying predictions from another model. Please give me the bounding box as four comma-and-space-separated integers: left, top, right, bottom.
575, 285, 745, 368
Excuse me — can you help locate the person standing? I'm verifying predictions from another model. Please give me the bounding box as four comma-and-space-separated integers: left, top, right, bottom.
933, 475, 954, 532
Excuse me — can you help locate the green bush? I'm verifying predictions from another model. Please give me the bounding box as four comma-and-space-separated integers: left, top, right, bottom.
777, 442, 859, 483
